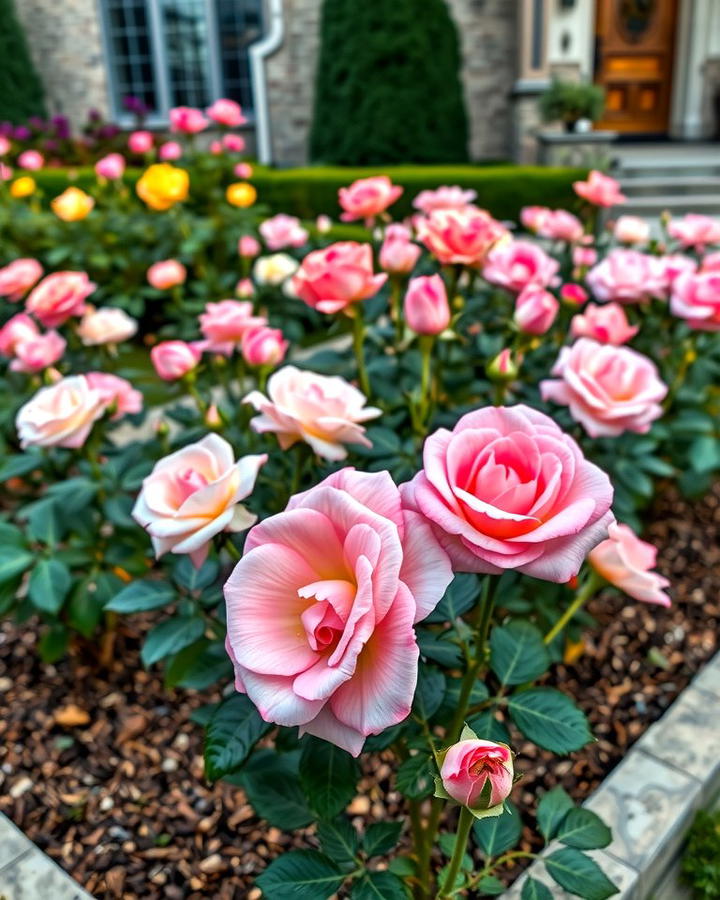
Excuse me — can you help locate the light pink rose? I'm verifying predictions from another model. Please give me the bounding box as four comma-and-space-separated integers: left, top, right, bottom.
169, 106, 208, 134
241, 325, 288, 367
404, 274, 450, 335
657, 254, 698, 293
513, 286, 558, 335
439, 739, 513, 812
416, 206, 508, 267
570, 302, 638, 344
10, 331, 65, 373
0, 136, 9, 156
291, 242, 387, 314
0, 163, 13, 181
86, 372, 143, 418
379, 224, 422, 275
0, 313, 39, 356
235, 277, 254, 298
209, 140, 223, 155
520, 206, 551, 233
147, 259, 187, 290
234, 162, 253, 179
199, 300, 266, 354
315, 214, 332, 234
338, 175, 403, 222
259, 213, 309, 250
590, 522, 670, 607
541, 338, 667, 437
95, 153, 126, 180
18, 150, 43, 171
614, 215, 650, 245
238, 235, 261, 258
206, 98, 246, 128
0, 258, 43, 300
670, 270, 720, 330
16, 374, 106, 449
537, 209, 584, 243
483, 240, 560, 293
222, 133, 245, 153
128, 130, 154, 154
25, 271, 96, 327
151, 340, 202, 380
413, 185, 477, 215
244, 365, 381, 461
572, 245, 598, 268
702, 251, 720, 272
159, 141, 182, 161
573, 170, 626, 207
668, 214, 720, 251
132, 434, 266, 567
401, 404, 614, 581
223, 467, 453, 755
586, 249, 666, 303
560, 283, 589, 305
77, 306, 138, 346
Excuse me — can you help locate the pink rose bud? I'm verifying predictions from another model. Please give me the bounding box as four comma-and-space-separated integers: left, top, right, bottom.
147, 259, 186, 290
205, 403, 223, 428
572, 245, 598, 268
128, 130, 154, 154
238, 235, 261, 258
487, 348, 519, 382
159, 141, 183, 161
241, 325, 288, 367
379, 225, 422, 275
206, 98, 246, 128
235, 277, 255, 298
316, 214, 332, 234
590, 522, 670, 607
0, 163, 13, 181
0, 136, 10, 156
18, 150, 43, 171
223, 133, 245, 153
570, 302, 639, 345
338, 175, 403, 222
169, 106, 208, 134
573, 170, 627, 207
260, 214, 309, 250
560, 283, 589, 305
209, 140, 223, 155
513, 286, 559, 335
614, 215, 650, 245
10, 330, 66, 374
95, 153, 126, 180
404, 274, 450, 335
520, 205, 551, 233
150, 340, 201, 381
438, 735, 514, 816
234, 162, 253, 179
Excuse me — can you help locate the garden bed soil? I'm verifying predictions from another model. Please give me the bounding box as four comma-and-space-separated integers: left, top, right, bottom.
0, 482, 718, 899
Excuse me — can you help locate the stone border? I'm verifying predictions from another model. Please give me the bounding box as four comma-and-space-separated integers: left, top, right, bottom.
0, 811, 94, 900
503, 649, 720, 899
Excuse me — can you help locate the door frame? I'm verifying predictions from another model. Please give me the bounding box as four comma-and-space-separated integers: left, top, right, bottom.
669, 0, 714, 138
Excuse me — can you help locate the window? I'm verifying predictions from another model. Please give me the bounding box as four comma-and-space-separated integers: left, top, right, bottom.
101, 0, 263, 122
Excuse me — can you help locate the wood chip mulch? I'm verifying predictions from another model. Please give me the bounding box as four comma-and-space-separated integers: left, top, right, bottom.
0, 481, 718, 899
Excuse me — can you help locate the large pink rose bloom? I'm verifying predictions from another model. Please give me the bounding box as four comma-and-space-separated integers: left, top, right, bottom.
401, 405, 614, 582
133, 434, 266, 568
0, 258, 43, 300
668, 214, 720, 251
570, 302, 639, 345
25, 271, 96, 327
338, 175, 403, 222
259, 213, 309, 250
537, 209, 584, 243
10, 331, 66, 373
412, 185, 477, 215
573, 170, 626, 207
590, 522, 670, 607
670, 270, 720, 330
86, 373, 143, 418
291, 242, 387, 314
169, 106, 208, 134
586, 249, 666, 303
416, 207, 508, 267
541, 338, 667, 437
244, 365, 381, 460
199, 300, 267, 354
224, 468, 453, 755
16, 375, 106, 449
483, 240, 560, 293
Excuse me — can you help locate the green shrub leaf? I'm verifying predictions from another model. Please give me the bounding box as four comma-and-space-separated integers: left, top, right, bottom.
509, 688, 592, 753
299, 737, 360, 819
545, 848, 619, 899
256, 850, 345, 900
204, 694, 271, 781
490, 621, 550, 685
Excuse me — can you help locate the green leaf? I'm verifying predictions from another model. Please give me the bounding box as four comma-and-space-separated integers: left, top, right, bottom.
425, 574, 479, 624
545, 848, 619, 899
508, 688, 592, 754
204, 694, 271, 781
537, 785, 574, 842
473, 801, 521, 856
396, 753, 434, 800
256, 850, 345, 900
417, 629, 463, 667
316, 818, 359, 867
165, 639, 232, 690
24, 498, 65, 545
28, 558, 71, 614
38, 622, 70, 663
352, 870, 409, 899
490, 621, 550, 686
363, 821, 403, 857
173, 556, 220, 591
689, 435, 720, 474
0, 547, 33, 585
67, 578, 109, 637
412, 666, 446, 720
0, 522, 26, 548
477, 874, 505, 895
466, 710, 511, 744
141, 616, 205, 666
47, 477, 98, 513
555, 808, 612, 850
106, 580, 177, 613
299, 737, 360, 819
0, 452, 43, 480
235, 750, 314, 829
521, 877, 554, 900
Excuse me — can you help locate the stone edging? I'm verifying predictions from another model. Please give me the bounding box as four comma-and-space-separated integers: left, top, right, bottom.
503, 649, 720, 898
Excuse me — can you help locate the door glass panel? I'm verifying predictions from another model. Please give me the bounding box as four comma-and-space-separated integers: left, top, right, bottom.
617, 0, 657, 43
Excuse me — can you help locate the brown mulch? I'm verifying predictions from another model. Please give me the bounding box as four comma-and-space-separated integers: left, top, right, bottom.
0, 482, 718, 899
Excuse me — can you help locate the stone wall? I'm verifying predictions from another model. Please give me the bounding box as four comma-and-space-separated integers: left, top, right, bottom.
16, 0, 110, 131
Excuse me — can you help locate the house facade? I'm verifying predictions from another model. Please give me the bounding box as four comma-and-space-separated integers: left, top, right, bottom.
17, 0, 720, 165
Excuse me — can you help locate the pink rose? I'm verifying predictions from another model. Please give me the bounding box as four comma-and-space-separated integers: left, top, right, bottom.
0, 136, 9, 156
404, 274, 450, 335
159, 141, 182, 161
95, 153, 126, 180
223, 134, 245, 153
238, 235, 261, 258
614, 215, 650, 245
572, 245, 598, 269
77, 306, 138, 345
379, 224, 422, 275
586, 249, 666, 303
573, 170, 626, 207
513, 286, 558, 335
10, 331, 66, 373
702, 251, 720, 272
241, 325, 288, 367
147, 259, 187, 290
259, 213, 309, 250
589, 522, 670, 607
199, 299, 266, 354
132, 434, 266, 567
541, 338, 667, 437
401, 404, 614, 581
169, 106, 208, 134
86, 372, 143, 418
416, 207, 508, 267
520, 206, 551, 233
338, 175, 403, 222
291, 241, 387, 314
0, 258, 43, 300
244, 365, 381, 460
0, 164, 13, 181
128, 130, 154, 154
670, 270, 720, 330
570, 302, 639, 344
413, 185, 477, 215
560, 283, 589, 305
236, 277, 254, 298
209, 140, 223, 155
25, 271, 96, 327
668, 214, 720, 251
0, 313, 39, 356
439, 738, 513, 813
151, 340, 202, 380
223, 467, 453, 755
657, 254, 697, 292
18, 150, 43, 171
487, 348, 519, 381
206, 98, 246, 128
16, 374, 106, 449
483, 240, 560, 293
537, 209, 584, 243
234, 162, 253, 179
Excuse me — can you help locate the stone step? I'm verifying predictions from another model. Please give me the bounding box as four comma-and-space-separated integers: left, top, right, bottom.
618, 194, 720, 216
620, 175, 720, 196
615, 160, 720, 180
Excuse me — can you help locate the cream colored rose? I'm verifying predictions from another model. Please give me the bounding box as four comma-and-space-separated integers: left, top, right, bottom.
77, 306, 138, 346
252, 253, 299, 286
16, 374, 106, 449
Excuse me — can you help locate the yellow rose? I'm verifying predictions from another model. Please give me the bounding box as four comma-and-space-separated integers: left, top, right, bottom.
136, 163, 189, 211
10, 176, 36, 198
51, 187, 95, 222
226, 182, 257, 208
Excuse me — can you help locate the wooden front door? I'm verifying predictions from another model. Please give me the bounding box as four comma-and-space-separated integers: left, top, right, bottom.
594, 0, 678, 133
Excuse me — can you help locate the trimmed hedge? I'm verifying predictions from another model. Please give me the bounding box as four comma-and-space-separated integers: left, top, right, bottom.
0, 0, 46, 123
25, 164, 588, 223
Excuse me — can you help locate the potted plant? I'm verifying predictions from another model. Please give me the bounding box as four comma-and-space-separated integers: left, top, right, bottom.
539, 78, 606, 132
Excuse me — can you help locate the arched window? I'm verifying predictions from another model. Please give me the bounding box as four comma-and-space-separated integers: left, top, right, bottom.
101, 0, 263, 122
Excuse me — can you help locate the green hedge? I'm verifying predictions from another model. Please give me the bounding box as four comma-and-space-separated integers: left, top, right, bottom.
27, 164, 588, 223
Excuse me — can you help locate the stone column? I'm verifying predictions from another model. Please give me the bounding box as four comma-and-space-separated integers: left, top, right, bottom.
511, 0, 551, 163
